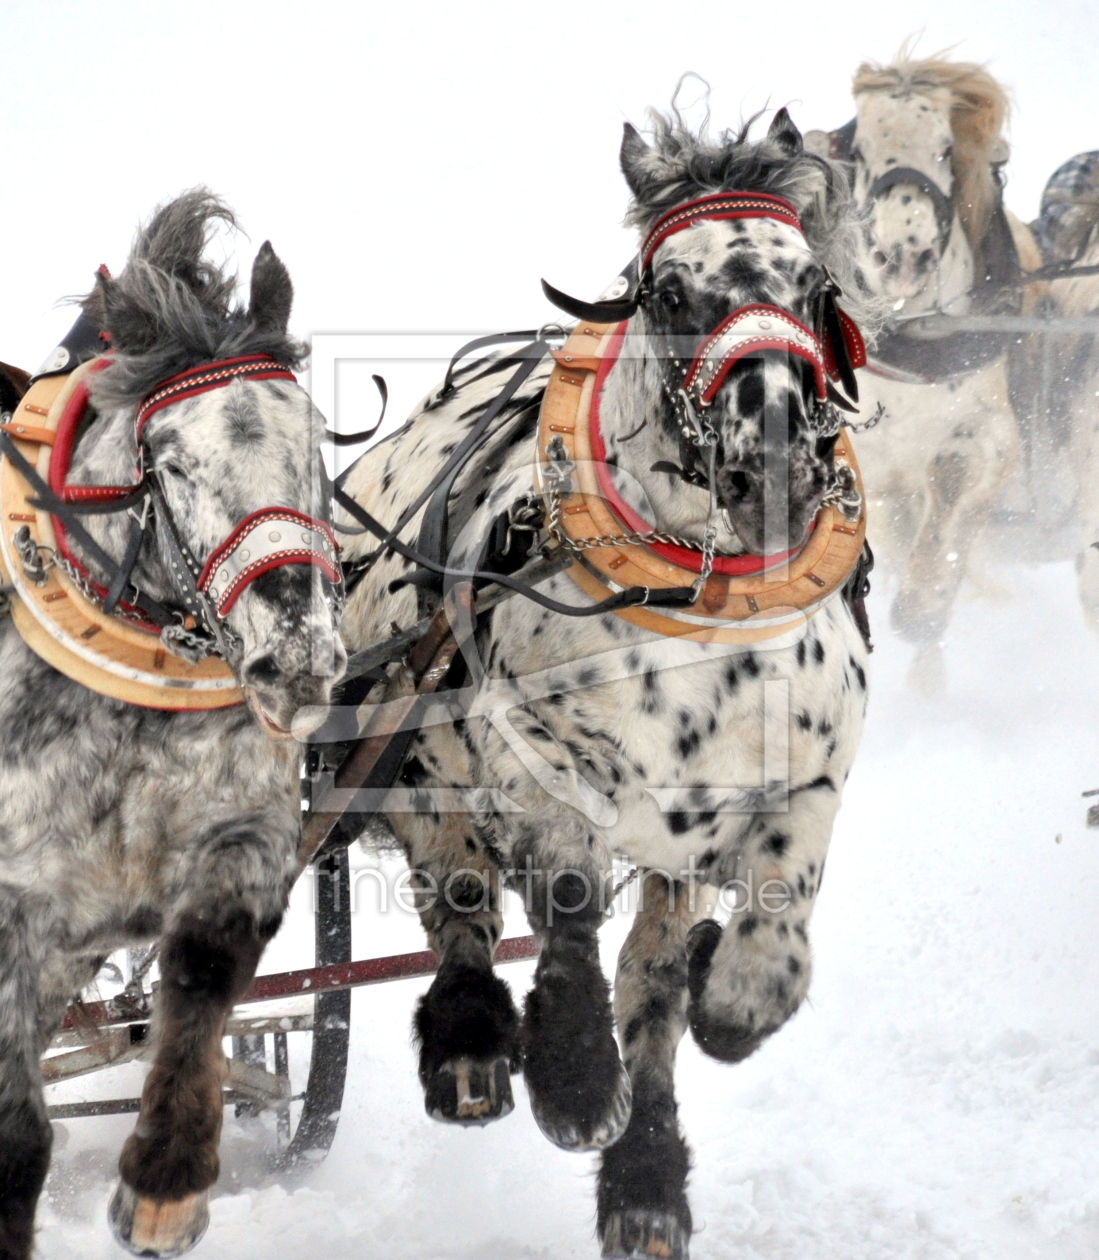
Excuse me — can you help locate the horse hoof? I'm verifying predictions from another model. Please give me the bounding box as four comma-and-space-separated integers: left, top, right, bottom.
108, 1182, 210, 1258
424, 1055, 514, 1126
600, 1208, 690, 1258
529, 1058, 632, 1152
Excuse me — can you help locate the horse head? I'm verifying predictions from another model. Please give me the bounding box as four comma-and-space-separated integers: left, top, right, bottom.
849, 53, 1010, 307
75, 191, 346, 737
585, 107, 873, 559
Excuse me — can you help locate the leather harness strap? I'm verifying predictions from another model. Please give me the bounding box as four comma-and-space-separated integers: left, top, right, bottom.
0, 363, 242, 709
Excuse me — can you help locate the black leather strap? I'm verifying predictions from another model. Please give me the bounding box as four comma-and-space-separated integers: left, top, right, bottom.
325, 374, 387, 447
340, 338, 550, 575
333, 485, 695, 616
0, 430, 176, 627
865, 166, 955, 241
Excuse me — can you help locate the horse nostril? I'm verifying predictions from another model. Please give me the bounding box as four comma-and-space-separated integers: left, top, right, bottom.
244, 653, 281, 688
871, 249, 888, 267
916, 248, 936, 271
725, 470, 752, 500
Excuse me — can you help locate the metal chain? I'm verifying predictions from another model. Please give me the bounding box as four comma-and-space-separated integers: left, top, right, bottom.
9, 525, 227, 657
543, 434, 714, 556
820, 461, 863, 522
843, 402, 886, 434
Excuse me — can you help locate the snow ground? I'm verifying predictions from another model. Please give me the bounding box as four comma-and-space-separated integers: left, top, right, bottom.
36, 555, 1099, 1259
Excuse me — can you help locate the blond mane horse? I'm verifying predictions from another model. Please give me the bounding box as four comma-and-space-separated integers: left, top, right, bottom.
810, 52, 1042, 691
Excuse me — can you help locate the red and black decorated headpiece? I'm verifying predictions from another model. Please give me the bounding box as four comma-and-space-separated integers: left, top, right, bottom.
46, 354, 339, 631
541, 189, 866, 407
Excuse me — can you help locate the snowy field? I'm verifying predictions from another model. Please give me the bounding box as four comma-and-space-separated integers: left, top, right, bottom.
35, 548, 1099, 1259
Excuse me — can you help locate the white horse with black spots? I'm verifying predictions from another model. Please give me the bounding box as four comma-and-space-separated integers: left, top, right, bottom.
338, 105, 876, 1258
806, 51, 1043, 692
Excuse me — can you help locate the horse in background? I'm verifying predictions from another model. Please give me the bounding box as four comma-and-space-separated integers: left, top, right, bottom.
807, 52, 1043, 692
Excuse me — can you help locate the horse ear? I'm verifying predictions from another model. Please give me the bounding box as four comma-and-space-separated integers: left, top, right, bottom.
768, 107, 804, 156
94, 267, 156, 354
620, 122, 661, 200
249, 241, 293, 333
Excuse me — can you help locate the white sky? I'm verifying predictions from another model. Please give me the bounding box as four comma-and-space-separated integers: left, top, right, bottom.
3, 0, 1097, 374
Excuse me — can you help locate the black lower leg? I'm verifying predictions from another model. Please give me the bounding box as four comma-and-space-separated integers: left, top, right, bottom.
597, 1072, 691, 1260
0, 1099, 51, 1260
414, 868, 519, 1125
520, 864, 629, 1151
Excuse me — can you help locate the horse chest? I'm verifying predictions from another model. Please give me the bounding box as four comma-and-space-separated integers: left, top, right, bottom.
472, 594, 866, 869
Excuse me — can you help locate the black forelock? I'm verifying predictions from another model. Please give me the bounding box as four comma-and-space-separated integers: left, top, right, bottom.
83, 189, 308, 415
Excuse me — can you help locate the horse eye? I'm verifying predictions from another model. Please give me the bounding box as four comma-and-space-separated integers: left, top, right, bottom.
940, 145, 953, 162
657, 289, 681, 312
159, 461, 185, 479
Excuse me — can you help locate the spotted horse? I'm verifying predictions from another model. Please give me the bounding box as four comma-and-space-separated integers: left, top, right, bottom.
0, 192, 346, 1260
335, 105, 877, 1258
806, 50, 1044, 693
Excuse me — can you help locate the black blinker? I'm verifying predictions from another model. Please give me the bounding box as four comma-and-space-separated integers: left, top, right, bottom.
540, 278, 641, 324
822, 291, 859, 403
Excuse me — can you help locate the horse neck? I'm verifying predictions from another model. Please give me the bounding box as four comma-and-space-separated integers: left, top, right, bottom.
597, 317, 736, 546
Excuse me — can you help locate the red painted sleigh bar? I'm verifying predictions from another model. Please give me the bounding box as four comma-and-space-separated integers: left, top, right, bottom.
62, 934, 540, 1032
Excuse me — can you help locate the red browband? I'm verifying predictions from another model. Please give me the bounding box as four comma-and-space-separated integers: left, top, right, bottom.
641, 192, 804, 271
135, 355, 297, 438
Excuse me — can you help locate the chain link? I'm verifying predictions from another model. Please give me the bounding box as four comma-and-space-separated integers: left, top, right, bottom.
9, 525, 227, 657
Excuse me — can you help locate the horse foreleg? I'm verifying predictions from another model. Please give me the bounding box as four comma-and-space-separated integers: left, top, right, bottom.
687, 785, 838, 1064
598, 873, 708, 1260
891, 404, 1017, 690
390, 756, 519, 1127
513, 820, 631, 1153
110, 821, 294, 1258
0, 889, 51, 1260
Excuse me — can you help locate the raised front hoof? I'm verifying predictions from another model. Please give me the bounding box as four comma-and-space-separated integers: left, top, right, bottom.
423, 1055, 514, 1126
527, 1057, 632, 1151
600, 1209, 690, 1259
108, 1183, 209, 1258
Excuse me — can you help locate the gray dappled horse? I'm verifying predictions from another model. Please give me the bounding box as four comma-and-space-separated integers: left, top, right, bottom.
339, 106, 875, 1258
0, 193, 344, 1259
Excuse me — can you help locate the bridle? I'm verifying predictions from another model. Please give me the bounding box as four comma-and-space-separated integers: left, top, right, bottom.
17, 354, 341, 662
862, 165, 956, 251
543, 190, 867, 442
539, 189, 869, 591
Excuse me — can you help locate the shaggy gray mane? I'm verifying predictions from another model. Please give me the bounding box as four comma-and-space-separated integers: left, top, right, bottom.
623, 105, 882, 335
84, 189, 308, 414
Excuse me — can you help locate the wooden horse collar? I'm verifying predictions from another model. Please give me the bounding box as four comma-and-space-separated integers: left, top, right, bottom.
536, 322, 868, 645
0, 362, 244, 710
